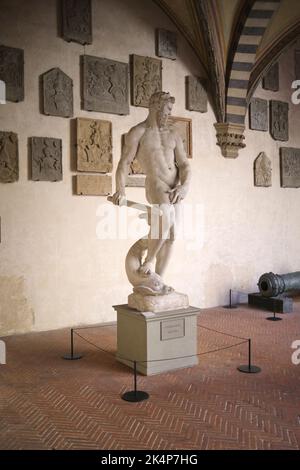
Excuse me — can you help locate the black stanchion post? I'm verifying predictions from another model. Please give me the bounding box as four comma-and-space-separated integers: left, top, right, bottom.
71, 328, 74, 357
266, 310, 282, 321
223, 289, 238, 309
62, 328, 83, 360
248, 338, 251, 370
238, 338, 261, 373
121, 360, 150, 402
134, 360, 137, 396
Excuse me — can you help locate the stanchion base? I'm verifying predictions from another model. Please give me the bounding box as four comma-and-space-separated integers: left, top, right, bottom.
266, 316, 282, 321
122, 391, 149, 402
237, 365, 261, 373
223, 305, 238, 309
62, 354, 83, 360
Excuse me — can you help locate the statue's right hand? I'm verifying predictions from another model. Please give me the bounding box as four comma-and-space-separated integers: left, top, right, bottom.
111, 191, 126, 206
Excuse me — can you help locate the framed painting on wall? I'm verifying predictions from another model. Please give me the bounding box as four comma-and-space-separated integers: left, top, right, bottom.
168, 116, 193, 158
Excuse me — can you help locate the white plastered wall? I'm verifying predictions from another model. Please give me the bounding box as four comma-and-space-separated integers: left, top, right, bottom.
0, 0, 300, 335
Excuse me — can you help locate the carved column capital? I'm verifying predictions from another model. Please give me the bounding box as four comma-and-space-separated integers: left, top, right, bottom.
214, 122, 246, 159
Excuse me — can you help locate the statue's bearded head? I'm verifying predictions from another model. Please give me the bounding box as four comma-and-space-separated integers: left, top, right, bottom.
149, 92, 175, 129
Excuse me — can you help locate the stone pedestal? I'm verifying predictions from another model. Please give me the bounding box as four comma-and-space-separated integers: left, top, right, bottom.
114, 304, 199, 375
128, 291, 189, 313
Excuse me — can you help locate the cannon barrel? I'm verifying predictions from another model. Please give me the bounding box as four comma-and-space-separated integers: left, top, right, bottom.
258, 271, 300, 297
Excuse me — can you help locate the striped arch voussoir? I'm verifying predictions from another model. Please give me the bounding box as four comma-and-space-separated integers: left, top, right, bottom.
226, 0, 281, 125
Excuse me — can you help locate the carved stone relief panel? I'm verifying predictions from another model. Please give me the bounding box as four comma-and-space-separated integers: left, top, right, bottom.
30, 137, 62, 181
249, 98, 268, 131
42, 68, 73, 118
156, 29, 177, 60
0, 45, 24, 102
76, 174, 112, 195
126, 176, 146, 187
168, 116, 192, 158
81, 55, 129, 115
254, 152, 272, 187
280, 147, 300, 188
270, 100, 289, 141
262, 62, 279, 91
186, 76, 208, 113
61, 0, 92, 45
131, 54, 162, 107
77, 118, 112, 173
295, 50, 300, 80
0, 131, 19, 183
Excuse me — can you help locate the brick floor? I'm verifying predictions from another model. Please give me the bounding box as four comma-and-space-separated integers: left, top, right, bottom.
0, 303, 300, 450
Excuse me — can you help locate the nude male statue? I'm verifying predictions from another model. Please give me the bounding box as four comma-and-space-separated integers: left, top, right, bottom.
111, 91, 191, 295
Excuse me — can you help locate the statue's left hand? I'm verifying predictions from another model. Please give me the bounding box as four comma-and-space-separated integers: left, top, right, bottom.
167, 185, 188, 204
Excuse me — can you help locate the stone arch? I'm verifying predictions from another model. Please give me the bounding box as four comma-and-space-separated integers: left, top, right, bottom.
226, 0, 281, 125
248, 22, 300, 101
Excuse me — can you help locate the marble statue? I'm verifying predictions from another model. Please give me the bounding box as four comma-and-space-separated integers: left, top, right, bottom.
110, 92, 191, 308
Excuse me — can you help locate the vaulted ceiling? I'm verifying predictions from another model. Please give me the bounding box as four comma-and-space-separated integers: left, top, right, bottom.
154, 0, 300, 158
154, 0, 300, 121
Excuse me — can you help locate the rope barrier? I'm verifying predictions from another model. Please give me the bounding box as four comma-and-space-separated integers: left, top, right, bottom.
73, 331, 116, 359
72, 326, 248, 365
63, 320, 261, 402
197, 323, 248, 341
73, 323, 116, 331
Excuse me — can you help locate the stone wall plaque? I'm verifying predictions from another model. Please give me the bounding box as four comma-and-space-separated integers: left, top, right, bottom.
156, 29, 177, 60
262, 62, 279, 91
0, 45, 24, 102
295, 50, 300, 80
270, 100, 289, 141
77, 118, 112, 173
76, 174, 112, 195
81, 55, 129, 115
30, 137, 62, 181
0, 131, 19, 183
186, 76, 208, 113
42, 68, 73, 118
131, 54, 162, 107
126, 175, 145, 187
280, 147, 300, 188
254, 152, 272, 187
249, 98, 268, 132
161, 318, 185, 341
61, 0, 92, 45
168, 116, 192, 158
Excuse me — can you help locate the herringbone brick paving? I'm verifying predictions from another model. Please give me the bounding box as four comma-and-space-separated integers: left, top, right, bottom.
0, 303, 300, 450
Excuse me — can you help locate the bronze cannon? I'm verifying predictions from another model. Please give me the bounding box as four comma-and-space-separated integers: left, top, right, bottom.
258, 271, 300, 297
